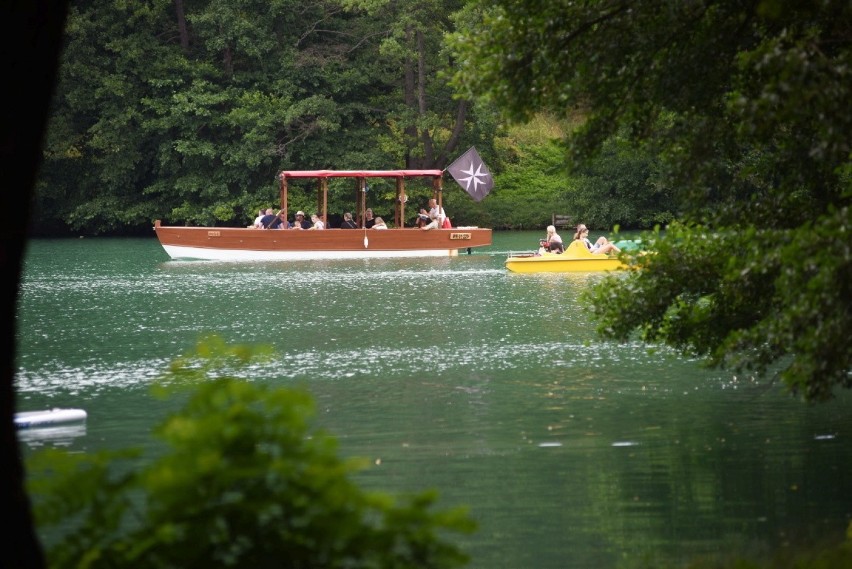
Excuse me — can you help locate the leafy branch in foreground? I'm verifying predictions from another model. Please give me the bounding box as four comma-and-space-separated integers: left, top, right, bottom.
449, 1, 851, 401
27, 336, 475, 569
585, 217, 851, 402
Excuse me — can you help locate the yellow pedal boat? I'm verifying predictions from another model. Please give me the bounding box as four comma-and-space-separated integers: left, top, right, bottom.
505, 240, 627, 273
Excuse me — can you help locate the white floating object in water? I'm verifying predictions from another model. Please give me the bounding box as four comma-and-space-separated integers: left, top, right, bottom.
611, 441, 639, 447
538, 442, 562, 448
14, 408, 87, 429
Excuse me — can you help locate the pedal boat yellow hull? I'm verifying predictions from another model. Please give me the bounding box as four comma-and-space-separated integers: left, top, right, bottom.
505, 240, 627, 273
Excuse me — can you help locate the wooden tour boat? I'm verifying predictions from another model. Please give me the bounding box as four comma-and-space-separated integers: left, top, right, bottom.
505, 240, 628, 273
154, 169, 493, 261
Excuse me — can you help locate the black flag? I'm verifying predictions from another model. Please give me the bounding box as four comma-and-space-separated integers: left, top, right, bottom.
447, 146, 494, 202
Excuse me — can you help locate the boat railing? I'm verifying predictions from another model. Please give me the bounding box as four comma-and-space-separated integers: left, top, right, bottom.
507, 250, 540, 259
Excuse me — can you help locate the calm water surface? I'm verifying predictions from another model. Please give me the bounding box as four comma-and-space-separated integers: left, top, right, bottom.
15, 233, 852, 568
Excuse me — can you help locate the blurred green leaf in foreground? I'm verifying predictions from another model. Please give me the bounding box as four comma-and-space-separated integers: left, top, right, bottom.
27, 335, 476, 569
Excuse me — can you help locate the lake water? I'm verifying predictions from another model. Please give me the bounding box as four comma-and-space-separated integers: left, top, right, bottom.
14, 233, 852, 568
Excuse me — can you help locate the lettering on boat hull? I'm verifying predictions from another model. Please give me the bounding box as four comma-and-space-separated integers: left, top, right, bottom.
449, 233, 472, 240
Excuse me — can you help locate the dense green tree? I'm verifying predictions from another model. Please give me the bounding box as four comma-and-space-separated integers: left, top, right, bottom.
480, 134, 569, 230
341, 0, 477, 168
449, 0, 851, 400
568, 131, 676, 230
34, 0, 501, 234
33, 0, 677, 235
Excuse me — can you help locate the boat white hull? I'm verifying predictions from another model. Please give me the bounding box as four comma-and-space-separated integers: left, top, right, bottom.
161, 244, 461, 261
15, 408, 87, 429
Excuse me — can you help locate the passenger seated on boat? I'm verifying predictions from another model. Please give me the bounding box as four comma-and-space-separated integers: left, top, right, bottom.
340, 212, 357, 229
543, 225, 564, 253
308, 213, 325, 230
251, 208, 265, 228
414, 208, 430, 228
372, 217, 388, 229
421, 198, 446, 231
292, 211, 311, 229
259, 208, 276, 228
268, 210, 290, 229
364, 208, 376, 228
574, 224, 620, 254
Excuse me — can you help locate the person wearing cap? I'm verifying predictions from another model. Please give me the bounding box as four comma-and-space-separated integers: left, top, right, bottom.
292, 211, 311, 229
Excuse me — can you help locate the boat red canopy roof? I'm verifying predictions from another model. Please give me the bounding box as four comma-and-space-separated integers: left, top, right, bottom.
280, 170, 443, 178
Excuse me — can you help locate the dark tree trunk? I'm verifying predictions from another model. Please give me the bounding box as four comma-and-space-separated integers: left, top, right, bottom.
436, 99, 467, 169
223, 45, 233, 76
1, 0, 69, 567
417, 30, 434, 166
173, 0, 189, 51
403, 27, 418, 168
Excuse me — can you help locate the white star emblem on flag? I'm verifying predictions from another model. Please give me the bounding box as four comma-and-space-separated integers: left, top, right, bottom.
447, 146, 494, 202
457, 161, 489, 196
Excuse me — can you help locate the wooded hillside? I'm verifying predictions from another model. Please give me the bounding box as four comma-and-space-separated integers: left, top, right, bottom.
33, 0, 674, 235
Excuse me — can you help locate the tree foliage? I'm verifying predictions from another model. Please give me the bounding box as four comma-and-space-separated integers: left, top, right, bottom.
27, 337, 475, 569
449, 0, 852, 400
35, 0, 501, 233
567, 131, 676, 229
34, 0, 677, 235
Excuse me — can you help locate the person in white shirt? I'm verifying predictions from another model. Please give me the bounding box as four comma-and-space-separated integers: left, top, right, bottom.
420, 198, 445, 231
372, 217, 388, 229
308, 214, 325, 230
251, 208, 265, 228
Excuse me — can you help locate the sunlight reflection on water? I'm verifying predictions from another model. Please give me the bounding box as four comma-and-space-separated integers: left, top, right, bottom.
16, 236, 852, 569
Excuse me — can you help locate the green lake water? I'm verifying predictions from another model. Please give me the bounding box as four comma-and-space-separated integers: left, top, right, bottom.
14, 233, 852, 568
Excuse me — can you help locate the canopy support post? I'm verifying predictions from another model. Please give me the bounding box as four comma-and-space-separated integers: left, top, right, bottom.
433, 175, 442, 209
396, 176, 407, 228
319, 178, 328, 226
358, 177, 366, 228
279, 173, 288, 218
